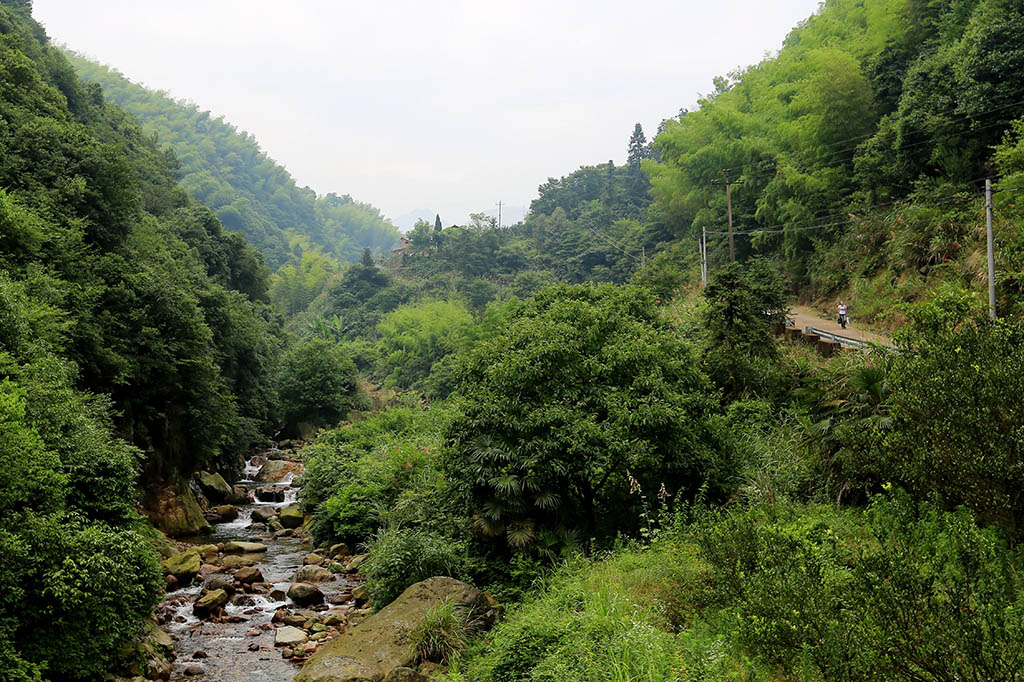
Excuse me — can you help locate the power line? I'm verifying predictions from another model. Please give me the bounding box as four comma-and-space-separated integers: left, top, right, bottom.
718, 96, 1024, 177
703, 178, 988, 237
705, 189, 985, 237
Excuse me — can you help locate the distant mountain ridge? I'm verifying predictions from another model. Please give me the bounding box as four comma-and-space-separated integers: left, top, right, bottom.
65, 52, 399, 268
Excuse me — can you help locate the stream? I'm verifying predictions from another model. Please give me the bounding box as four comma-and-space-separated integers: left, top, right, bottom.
156, 448, 357, 681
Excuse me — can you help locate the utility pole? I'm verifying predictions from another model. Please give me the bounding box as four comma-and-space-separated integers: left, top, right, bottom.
701, 226, 708, 286
712, 171, 742, 262
986, 179, 996, 321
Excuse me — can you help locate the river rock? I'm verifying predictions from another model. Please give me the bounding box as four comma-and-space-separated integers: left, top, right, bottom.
193, 589, 229, 618
251, 506, 277, 523
351, 584, 369, 605
194, 544, 220, 558
275, 625, 307, 646
269, 519, 284, 532
196, 471, 233, 502
329, 543, 350, 559
255, 486, 285, 503
293, 565, 333, 583
229, 485, 251, 505
294, 577, 500, 682
385, 668, 428, 682
255, 459, 299, 483
143, 484, 210, 537
346, 554, 368, 572
224, 541, 267, 554
279, 505, 304, 529
288, 582, 324, 606
235, 566, 264, 584
161, 551, 200, 583
221, 555, 255, 570
304, 552, 325, 565
204, 572, 235, 592
205, 504, 239, 523
183, 664, 205, 676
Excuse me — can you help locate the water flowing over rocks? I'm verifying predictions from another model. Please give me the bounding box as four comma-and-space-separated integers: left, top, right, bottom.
153, 443, 367, 680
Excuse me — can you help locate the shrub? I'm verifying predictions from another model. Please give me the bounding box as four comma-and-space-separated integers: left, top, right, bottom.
445, 283, 730, 548
301, 406, 454, 546
696, 495, 1024, 680
277, 337, 360, 432
866, 296, 1024, 534
361, 527, 465, 607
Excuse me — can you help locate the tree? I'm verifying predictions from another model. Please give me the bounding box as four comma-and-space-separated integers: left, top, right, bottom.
376, 299, 475, 391
627, 123, 648, 167
361, 247, 374, 267
444, 284, 730, 549
277, 338, 360, 433
864, 296, 1024, 536
702, 258, 789, 398
434, 214, 442, 232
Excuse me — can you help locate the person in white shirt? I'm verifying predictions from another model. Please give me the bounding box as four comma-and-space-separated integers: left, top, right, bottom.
837, 301, 848, 329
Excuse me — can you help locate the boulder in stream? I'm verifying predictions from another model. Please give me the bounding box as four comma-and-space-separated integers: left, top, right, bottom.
143, 484, 210, 537
255, 459, 300, 483
196, 471, 233, 502
221, 555, 255, 569
288, 582, 324, 606
275, 625, 308, 646
294, 577, 501, 682
251, 506, 278, 523
160, 551, 200, 584
203, 574, 236, 593
235, 566, 264, 584
204, 504, 239, 523
304, 552, 325, 565
293, 565, 333, 583
255, 486, 285, 503
279, 504, 304, 529
193, 589, 229, 618
224, 541, 267, 554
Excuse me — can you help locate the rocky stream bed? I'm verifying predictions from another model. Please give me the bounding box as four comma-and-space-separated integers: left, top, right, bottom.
150, 446, 371, 681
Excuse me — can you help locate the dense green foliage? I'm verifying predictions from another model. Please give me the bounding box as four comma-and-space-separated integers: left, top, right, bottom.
65, 53, 400, 268
277, 338, 360, 433
647, 0, 1024, 315
0, 3, 283, 675
445, 284, 730, 546
8, 0, 1024, 677
448, 495, 1024, 682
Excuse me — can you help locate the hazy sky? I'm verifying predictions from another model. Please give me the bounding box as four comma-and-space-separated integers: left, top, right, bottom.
32, 0, 822, 228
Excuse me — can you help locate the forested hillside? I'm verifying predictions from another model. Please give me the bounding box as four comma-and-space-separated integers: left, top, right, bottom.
0, 2, 283, 675
647, 0, 1024, 322
6, 0, 1024, 679
65, 53, 400, 268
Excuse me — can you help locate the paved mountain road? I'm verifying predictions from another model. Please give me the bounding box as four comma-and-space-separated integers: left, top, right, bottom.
789, 305, 893, 347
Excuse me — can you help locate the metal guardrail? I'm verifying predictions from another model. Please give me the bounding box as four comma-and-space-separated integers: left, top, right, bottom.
805, 325, 874, 349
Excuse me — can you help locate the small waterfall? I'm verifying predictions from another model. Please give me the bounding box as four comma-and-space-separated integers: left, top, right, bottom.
240, 457, 262, 483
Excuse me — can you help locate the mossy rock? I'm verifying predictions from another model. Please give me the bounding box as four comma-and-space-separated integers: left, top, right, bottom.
294, 577, 500, 682
193, 589, 229, 618
197, 471, 233, 501
279, 504, 304, 529
160, 551, 200, 582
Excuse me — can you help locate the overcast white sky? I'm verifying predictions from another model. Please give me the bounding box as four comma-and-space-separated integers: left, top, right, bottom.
32, 0, 822, 228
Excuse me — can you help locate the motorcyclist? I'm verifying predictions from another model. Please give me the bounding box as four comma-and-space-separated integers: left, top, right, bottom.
837, 301, 848, 329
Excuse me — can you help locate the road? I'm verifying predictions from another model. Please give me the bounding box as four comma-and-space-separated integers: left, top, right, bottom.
789, 305, 893, 347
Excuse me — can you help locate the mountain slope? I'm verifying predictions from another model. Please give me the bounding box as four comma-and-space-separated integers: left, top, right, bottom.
65, 52, 399, 268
